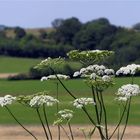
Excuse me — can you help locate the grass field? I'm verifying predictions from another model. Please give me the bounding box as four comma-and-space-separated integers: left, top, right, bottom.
0, 77, 139, 125
0, 56, 42, 73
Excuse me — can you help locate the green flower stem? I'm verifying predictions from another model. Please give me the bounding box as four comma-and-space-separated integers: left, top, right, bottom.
95, 88, 103, 124
50, 67, 76, 99
89, 127, 96, 139
120, 97, 132, 140
36, 108, 49, 140
91, 86, 105, 140
59, 125, 71, 140
82, 107, 106, 140
100, 92, 108, 139
82, 107, 96, 125
56, 82, 61, 140
5, 106, 38, 140
68, 122, 74, 140
43, 104, 52, 140
50, 67, 105, 139
131, 75, 134, 84
109, 100, 128, 139
50, 66, 106, 139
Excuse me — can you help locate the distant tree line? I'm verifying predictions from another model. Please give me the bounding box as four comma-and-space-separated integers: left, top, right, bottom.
0, 17, 140, 69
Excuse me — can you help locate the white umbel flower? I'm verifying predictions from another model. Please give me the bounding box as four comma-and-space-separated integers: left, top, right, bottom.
41, 74, 70, 81
0, 95, 16, 107
73, 71, 80, 77
41, 76, 48, 81
73, 98, 95, 109
117, 84, 140, 98
90, 73, 97, 80
80, 68, 88, 74
102, 75, 111, 82
104, 69, 114, 75
116, 64, 140, 75
30, 95, 59, 108
58, 109, 73, 120
115, 97, 128, 102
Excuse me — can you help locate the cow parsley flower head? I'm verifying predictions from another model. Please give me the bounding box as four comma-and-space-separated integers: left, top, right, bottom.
102, 75, 111, 82
116, 64, 140, 75
40, 74, 70, 81
0, 95, 16, 107
104, 69, 115, 75
117, 84, 140, 98
73, 64, 115, 80
97, 69, 104, 76
30, 95, 59, 108
58, 109, 73, 120
41, 76, 48, 81
73, 98, 95, 109
115, 96, 128, 102
90, 73, 97, 80
73, 71, 81, 77
80, 68, 88, 74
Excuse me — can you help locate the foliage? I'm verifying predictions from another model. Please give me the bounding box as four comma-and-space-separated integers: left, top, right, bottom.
14, 27, 26, 39
0, 17, 140, 70
52, 17, 82, 44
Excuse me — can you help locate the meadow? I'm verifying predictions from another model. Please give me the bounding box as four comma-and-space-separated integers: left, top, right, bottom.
0, 77, 139, 125
0, 56, 41, 73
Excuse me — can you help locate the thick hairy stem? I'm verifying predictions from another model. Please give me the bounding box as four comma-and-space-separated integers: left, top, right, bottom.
91, 86, 105, 140
100, 92, 108, 139
5, 106, 38, 140
68, 122, 74, 140
43, 105, 52, 140
36, 108, 49, 140
120, 97, 132, 140
109, 100, 128, 139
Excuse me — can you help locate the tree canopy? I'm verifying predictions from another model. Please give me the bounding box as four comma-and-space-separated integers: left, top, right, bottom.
0, 17, 140, 70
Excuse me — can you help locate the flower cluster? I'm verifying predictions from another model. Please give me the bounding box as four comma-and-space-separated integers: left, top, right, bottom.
116, 64, 140, 75
74, 64, 114, 78
41, 74, 70, 81
115, 96, 128, 102
116, 84, 140, 98
58, 109, 73, 120
0, 95, 16, 107
29, 95, 59, 108
35, 57, 65, 70
73, 98, 95, 109
73, 65, 114, 83
102, 75, 111, 82
67, 50, 113, 64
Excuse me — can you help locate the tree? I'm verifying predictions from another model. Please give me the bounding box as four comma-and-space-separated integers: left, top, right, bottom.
39, 29, 48, 39
53, 17, 82, 44
14, 27, 26, 39
73, 18, 117, 50
133, 22, 140, 31
51, 18, 64, 29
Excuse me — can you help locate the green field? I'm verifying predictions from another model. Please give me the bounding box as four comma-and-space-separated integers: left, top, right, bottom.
0, 77, 139, 125
0, 56, 42, 73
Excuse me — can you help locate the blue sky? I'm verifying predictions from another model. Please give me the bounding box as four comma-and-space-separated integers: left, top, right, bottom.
0, 0, 140, 28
